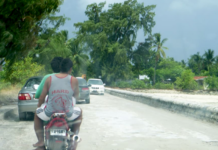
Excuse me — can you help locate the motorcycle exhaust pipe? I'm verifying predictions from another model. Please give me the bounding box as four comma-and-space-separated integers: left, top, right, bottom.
72, 135, 81, 143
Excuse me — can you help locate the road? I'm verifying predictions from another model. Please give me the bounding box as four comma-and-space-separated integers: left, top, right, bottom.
0, 93, 218, 150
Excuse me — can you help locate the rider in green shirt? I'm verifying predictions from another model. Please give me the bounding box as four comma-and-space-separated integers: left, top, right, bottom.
35, 57, 63, 99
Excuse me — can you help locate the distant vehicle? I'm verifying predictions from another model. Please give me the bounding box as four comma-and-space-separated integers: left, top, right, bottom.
81, 74, 86, 80
76, 77, 90, 104
87, 79, 105, 95
18, 76, 43, 120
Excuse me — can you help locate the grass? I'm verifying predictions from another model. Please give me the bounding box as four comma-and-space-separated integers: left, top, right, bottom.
0, 86, 21, 106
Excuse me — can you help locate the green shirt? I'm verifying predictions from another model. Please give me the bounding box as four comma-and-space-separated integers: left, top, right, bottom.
35, 73, 55, 99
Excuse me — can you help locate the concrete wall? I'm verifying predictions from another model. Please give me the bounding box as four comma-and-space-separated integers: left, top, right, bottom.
105, 88, 218, 124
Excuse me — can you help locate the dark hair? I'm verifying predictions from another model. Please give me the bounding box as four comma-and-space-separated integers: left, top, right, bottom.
50, 57, 63, 73
60, 58, 73, 73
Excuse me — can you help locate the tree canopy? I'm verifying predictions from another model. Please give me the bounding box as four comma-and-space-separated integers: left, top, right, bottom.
0, 0, 64, 64
74, 0, 156, 83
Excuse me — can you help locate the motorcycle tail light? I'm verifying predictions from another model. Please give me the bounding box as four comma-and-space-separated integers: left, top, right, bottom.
18, 93, 31, 100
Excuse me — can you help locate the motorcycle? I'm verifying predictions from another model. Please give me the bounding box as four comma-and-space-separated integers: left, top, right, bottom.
44, 113, 81, 150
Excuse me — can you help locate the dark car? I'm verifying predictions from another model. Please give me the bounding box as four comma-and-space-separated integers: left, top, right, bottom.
18, 76, 43, 120
76, 77, 90, 104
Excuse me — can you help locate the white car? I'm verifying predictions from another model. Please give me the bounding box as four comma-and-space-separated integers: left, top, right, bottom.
87, 79, 105, 95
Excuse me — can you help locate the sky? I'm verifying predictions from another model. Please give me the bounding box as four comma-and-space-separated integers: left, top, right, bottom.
56, 0, 218, 62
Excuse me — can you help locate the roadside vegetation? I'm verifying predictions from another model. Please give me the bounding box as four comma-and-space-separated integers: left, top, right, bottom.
0, 0, 218, 95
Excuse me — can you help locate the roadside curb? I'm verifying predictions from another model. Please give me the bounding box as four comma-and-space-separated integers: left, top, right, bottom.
105, 88, 218, 124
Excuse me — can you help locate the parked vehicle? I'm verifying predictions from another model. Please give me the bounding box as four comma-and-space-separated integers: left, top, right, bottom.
76, 77, 90, 104
87, 79, 105, 95
18, 76, 43, 120
44, 113, 80, 150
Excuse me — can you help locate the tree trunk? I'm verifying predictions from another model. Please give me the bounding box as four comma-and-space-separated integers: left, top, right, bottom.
153, 59, 157, 85
0, 58, 3, 71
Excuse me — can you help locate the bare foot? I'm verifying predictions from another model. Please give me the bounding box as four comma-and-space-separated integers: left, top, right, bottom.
33, 141, 44, 147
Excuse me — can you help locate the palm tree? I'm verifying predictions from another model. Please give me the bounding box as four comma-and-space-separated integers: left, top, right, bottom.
193, 52, 203, 74
151, 33, 168, 84
67, 39, 89, 76
203, 49, 215, 71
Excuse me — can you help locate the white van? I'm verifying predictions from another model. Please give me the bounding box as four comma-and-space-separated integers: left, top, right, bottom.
87, 79, 105, 95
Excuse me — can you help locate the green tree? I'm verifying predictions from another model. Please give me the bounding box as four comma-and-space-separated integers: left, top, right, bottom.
203, 49, 215, 72
30, 30, 71, 73
74, 0, 156, 83
132, 36, 156, 74
205, 76, 218, 90
151, 33, 168, 84
156, 58, 185, 83
188, 52, 203, 75
66, 38, 89, 76
208, 63, 218, 77
175, 69, 198, 90
180, 60, 186, 68
3, 57, 44, 85
0, 0, 64, 63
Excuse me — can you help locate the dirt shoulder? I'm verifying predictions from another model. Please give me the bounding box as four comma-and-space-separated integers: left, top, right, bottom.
0, 87, 20, 107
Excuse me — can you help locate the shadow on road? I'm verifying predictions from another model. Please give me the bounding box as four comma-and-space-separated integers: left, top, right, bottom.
4, 109, 19, 122
4, 109, 34, 122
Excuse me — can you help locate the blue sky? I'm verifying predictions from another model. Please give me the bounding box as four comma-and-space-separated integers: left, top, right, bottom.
57, 0, 218, 62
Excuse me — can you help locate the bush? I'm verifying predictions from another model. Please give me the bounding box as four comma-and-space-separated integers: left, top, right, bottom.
3, 57, 44, 85
110, 82, 117, 87
205, 76, 218, 91
130, 79, 146, 89
0, 82, 11, 91
175, 70, 198, 90
117, 81, 130, 88
154, 83, 174, 90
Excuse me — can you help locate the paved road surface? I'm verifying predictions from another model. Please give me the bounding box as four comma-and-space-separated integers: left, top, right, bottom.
0, 93, 218, 150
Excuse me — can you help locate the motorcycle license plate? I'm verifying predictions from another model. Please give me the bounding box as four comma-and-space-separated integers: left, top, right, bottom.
50, 129, 66, 136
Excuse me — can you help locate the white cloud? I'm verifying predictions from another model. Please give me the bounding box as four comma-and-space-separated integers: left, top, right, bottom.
169, 0, 218, 12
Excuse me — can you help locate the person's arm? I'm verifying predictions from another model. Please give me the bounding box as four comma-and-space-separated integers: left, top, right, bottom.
35, 75, 49, 99
38, 77, 50, 107
72, 77, 79, 100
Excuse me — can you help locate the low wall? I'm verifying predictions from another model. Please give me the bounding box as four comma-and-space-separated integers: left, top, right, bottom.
105, 88, 218, 124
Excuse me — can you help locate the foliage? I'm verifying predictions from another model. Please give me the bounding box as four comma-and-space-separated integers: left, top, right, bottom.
74, 0, 156, 84
0, 82, 11, 91
205, 76, 218, 91
117, 81, 131, 88
30, 30, 71, 73
154, 83, 174, 90
203, 49, 215, 72
188, 52, 203, 75
0, 0, 64, 64
209, 63, 218, 77
67, 38, 89, 76
156, 58, 184, 82
130, 79, 147, 89
132, 36, 156, 73
110, 82, 117, 87
3, 57, 44, 85
139, 68, 154, 83
188, 50, 216, 75
175, 70, 198, 90
150, 33, 168, 84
